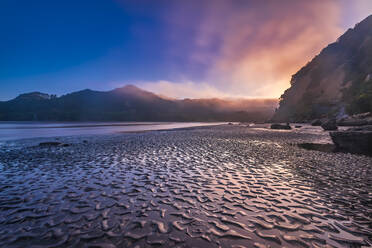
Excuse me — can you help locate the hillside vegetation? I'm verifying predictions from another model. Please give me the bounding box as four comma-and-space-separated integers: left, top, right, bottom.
273, 15, 372, 122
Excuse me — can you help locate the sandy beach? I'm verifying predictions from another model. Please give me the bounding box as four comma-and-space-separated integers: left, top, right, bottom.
0, 124, 371, 247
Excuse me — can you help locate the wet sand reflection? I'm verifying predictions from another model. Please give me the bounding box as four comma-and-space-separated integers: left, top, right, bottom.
0, 125, 371, 247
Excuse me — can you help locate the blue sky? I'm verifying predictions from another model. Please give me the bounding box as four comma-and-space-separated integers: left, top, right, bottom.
0, 1, 179, 96
1, 0, 371, 100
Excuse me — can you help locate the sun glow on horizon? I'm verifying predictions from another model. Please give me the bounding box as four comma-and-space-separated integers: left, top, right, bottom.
1, 1, 372, 100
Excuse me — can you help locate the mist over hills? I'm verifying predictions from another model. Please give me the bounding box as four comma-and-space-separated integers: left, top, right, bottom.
0, 85, 277, 122
273, 15, 372, 122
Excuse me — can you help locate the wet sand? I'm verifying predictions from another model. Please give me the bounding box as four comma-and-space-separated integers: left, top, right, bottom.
0, 124, 371, 247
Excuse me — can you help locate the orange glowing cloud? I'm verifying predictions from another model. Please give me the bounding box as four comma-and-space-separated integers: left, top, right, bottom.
134, 0, 372, 99
194, 0, 344, 98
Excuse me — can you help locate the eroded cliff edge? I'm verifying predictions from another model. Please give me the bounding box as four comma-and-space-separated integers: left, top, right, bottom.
273, 15, 372, 122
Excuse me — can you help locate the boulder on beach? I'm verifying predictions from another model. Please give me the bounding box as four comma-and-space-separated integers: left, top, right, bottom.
311, 119, 322, 126
330, 125, 372, 155
270, 123, 291, 130
39, 142, 69, 147
321, 119, 338, 131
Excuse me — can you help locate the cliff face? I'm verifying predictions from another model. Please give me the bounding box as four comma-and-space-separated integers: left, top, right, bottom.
273, 15, 372, 122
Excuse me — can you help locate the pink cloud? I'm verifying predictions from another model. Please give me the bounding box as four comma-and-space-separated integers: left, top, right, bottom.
166, 0, 372, 98
117, 0, 372, 99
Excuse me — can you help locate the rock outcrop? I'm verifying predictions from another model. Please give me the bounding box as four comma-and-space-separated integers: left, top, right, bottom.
321, 119, 338, 131
272, 15, 372, 122
39, 142, 70, 147
337, 112, 372, 126
330, 126, 372, 155
311, 119, 322, 126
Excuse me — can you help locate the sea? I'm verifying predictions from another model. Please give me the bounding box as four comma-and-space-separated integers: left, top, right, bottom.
0, 122, 225, 141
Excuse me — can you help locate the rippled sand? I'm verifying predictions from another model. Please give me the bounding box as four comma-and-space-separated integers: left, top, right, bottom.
0, 125, 371, 247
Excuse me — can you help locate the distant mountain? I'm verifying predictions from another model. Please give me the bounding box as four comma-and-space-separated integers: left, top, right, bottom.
0, 85, 277, 122
272, 15, 372, 122
15, 92, 52, 100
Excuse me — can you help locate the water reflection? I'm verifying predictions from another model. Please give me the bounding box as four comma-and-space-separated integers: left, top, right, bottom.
0, 122, 225, 141
0, 125, 370, 247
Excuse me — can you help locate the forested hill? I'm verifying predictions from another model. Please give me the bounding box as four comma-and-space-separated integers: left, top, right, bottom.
273, 15, 372, 122
0, 85, 277, 122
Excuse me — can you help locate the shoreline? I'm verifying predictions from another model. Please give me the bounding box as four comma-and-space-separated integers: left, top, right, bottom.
0, 122, 226, 142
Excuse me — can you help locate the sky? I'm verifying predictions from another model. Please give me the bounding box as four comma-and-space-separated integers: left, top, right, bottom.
1, 0, 371, 100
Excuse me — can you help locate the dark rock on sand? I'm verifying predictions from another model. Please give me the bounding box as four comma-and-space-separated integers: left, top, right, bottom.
311, 119, 322, 126
39, 142, 62, 146
295, 125, 302, 128
270, 123, 291, 130
321, 119, 338, 131
330, 125, 372, 155
39, 142, 70, 147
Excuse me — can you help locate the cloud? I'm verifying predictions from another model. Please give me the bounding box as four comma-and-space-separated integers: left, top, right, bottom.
136, 80, 237, 99
190, 0, 345, 98
118, 0, 372, 99
341, 0, 372, 28
165, 0, 372, 99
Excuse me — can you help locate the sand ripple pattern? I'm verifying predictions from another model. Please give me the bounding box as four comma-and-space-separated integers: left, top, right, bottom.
0, 125, 371, 247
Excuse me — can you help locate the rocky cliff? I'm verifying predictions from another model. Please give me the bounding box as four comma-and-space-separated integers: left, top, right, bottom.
273, 15, 372, 122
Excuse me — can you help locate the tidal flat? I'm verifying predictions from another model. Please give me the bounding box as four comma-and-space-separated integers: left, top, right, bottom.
0, 124, 371, 247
